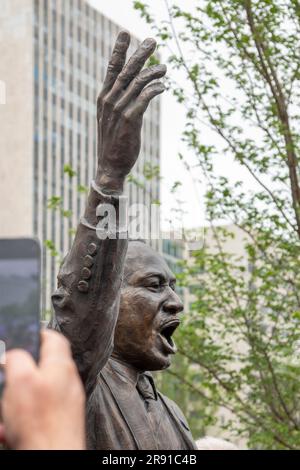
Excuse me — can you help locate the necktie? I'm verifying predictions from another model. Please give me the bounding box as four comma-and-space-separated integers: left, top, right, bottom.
136, 373, 157, 410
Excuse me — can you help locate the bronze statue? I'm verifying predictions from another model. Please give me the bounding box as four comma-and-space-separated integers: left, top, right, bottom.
49, 31, 197, 450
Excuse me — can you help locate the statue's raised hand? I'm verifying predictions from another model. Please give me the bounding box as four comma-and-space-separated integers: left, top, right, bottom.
96, 31, 166, 194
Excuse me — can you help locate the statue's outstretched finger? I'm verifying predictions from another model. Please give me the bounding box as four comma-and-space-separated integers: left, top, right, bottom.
115, 64, 166, 112
125, 82, 165, 120
98, 31, 130, 101
107, 38, 157, 101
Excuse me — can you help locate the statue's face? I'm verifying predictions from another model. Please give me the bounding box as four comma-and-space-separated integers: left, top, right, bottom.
113, 242, 184, 371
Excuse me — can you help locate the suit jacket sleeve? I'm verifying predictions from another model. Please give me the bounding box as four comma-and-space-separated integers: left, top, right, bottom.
49, 182, 128, 392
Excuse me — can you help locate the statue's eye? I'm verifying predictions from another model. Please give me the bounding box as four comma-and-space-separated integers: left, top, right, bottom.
145, 279, 162, 291
148, 282, 160, 290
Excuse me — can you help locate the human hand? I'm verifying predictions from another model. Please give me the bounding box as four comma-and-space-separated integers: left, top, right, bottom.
0, 330, 85, 450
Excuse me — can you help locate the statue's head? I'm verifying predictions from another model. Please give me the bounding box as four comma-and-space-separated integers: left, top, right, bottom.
113, 241, 184, 371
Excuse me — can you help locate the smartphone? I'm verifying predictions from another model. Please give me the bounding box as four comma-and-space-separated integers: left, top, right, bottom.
0, 238, 41, 394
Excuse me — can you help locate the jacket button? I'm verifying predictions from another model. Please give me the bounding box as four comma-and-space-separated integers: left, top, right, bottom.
77, 280, 89, 293
84, 255, 94, 268
87, 243, 97, 256
82, 267, 92, 280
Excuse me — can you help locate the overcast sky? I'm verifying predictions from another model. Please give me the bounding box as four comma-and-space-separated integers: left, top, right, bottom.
88, 0, 205, 230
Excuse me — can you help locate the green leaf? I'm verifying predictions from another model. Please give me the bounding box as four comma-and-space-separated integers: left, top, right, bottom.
63, 164, 76, 178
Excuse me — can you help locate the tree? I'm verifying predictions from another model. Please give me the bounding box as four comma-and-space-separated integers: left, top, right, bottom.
135, 0, 300, 449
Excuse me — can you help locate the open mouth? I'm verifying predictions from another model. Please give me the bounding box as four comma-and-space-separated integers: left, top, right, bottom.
158, 319, 180, 354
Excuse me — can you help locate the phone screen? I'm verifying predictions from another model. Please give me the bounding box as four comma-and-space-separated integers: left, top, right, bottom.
0, 239, 41, 393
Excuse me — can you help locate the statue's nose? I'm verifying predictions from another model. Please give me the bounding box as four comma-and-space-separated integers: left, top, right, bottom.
163, 289, 184, 316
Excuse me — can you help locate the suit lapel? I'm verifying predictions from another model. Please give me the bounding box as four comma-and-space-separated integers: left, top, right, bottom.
158, 392, 198, 450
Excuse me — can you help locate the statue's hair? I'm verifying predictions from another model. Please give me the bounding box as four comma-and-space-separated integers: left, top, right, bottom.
123, 239, 150, 285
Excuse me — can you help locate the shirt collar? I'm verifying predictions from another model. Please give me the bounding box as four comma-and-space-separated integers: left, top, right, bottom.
109, 358, 158, 400
110, 357, 140, 386
138, 372, 158, 401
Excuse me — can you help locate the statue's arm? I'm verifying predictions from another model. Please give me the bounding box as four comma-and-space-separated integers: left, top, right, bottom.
50, 32, 166, 391
50, 190, 127, 391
